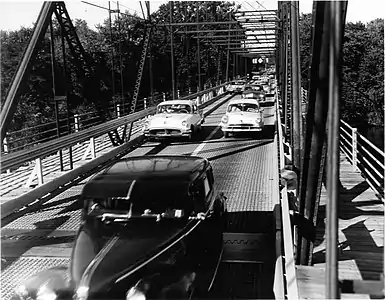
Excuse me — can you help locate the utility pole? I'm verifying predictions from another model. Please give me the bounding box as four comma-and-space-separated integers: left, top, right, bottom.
225, 13, 231, 81
169, 1, 176, 99
197, 4, 202, 91
146, 1, 154, 103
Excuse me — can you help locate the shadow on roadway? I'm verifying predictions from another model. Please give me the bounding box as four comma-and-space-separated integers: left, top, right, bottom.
209, 211, 276, 299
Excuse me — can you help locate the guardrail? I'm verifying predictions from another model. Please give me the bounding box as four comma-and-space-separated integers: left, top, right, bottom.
340, 120, 384, 200
0, 83, 229, 219
274, 92, 299, 300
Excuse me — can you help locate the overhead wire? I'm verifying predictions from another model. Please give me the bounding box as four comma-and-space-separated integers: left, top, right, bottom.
81, 1, 144, 21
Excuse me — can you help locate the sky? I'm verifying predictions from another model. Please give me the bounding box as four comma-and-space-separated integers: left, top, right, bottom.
0, 0, 384, 32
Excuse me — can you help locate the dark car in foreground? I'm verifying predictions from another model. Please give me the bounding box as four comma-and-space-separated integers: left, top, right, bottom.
12, 156, 227, 300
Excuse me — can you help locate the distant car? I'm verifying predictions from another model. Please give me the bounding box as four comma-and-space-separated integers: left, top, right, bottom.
221, 98, 264, 138
249, 84, 264, 92
143, 100, 204, 140
226, 80, 246, 93
242, 90, 266, 103
12, 156, 227, 300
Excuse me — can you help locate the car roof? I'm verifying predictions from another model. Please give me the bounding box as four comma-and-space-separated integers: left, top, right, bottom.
81, 156, 208, 199
228, 99, 260, 105
158, 100, 195, 106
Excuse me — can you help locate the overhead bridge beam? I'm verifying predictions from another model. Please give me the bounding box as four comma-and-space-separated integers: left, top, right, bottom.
157, 20, 278, 26
179, 29, 277, 34
235, 9, 277, 13
210, 39, 276, 43
190, 34, 273, 38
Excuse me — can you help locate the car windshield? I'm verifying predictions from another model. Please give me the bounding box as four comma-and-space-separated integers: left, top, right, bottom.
227, 103, 260, 113
89, 179, 193, 218
157, 104, 191, 114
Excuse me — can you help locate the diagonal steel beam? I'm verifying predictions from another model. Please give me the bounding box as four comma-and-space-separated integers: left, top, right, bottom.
1, 2, 56, 141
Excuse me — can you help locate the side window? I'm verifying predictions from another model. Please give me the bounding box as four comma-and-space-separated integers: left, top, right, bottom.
207, 167, 214, 186
203, 171, 213, 198
203, 177, 210, 197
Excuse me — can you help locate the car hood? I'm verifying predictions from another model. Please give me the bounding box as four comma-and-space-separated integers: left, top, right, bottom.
226, 112, 262, 123
69, 219, 185, 294
149, 114, 190, 128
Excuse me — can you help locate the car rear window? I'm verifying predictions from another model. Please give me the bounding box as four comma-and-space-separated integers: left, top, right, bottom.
157, 104, 191, 114
227, 103, 260, 112
89, 179, 193, 215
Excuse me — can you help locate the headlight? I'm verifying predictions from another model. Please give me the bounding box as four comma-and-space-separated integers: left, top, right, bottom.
221, 115, 229, 124
36, 285, 57, 300
75, 286, 89, 300
126, 287, 146, 300
181, 121, 187, 127
14, 285, 29, 299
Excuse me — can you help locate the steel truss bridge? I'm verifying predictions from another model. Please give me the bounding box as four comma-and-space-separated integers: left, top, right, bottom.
0, 1, 384, 299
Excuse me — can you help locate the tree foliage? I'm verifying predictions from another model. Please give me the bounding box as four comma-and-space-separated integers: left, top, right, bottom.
1, 1, 242, 142
299, 14, 384, 126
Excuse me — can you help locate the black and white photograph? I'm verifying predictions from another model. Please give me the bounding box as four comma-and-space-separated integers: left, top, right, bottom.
0, 1, 384, 299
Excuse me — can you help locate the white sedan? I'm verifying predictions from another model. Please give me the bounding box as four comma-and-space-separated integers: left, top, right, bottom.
220, 99, 264, 138
143, 100, 204, 140
226, 80, 246, 93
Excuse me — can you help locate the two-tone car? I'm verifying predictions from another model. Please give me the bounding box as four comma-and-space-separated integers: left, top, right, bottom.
220, 98, 264, 138
143, 100, 204, 141
12, 155, 227, 300
242, 90, 266, 103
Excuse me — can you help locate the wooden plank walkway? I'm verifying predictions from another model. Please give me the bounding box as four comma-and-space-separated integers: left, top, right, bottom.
297, 152, 384, 299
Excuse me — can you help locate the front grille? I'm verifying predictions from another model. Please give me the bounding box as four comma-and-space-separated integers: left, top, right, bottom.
149, 129, 181, 135
229, 124, 254, 127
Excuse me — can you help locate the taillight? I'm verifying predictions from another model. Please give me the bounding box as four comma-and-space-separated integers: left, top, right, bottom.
221, 115, 229, 124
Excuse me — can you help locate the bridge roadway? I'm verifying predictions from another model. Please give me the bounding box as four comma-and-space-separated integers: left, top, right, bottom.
1, 94, 279, 299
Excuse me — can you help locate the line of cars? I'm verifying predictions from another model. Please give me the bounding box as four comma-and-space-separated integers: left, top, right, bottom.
11, 75, 275, 300
142, 76, 275, 142
221, 74, 276, 138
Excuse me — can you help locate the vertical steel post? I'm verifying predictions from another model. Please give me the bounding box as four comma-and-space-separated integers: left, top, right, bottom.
49, 18, 64, 171
169, 1, 176, 98
283, 3, 289, 135
352, 127, 358, 168
277, 1, 282, 88
233, 53, 236, 79
298, 1, 330, 265
60, 22, 73, 170
326, 1, 344, 298
290, 1, 302, 174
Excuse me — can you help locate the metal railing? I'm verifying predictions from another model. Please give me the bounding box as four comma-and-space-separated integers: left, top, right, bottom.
274, 89, 299, 300
340, 120, 384, 200
0, 83, 229, 219
2, 81, 227, 154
